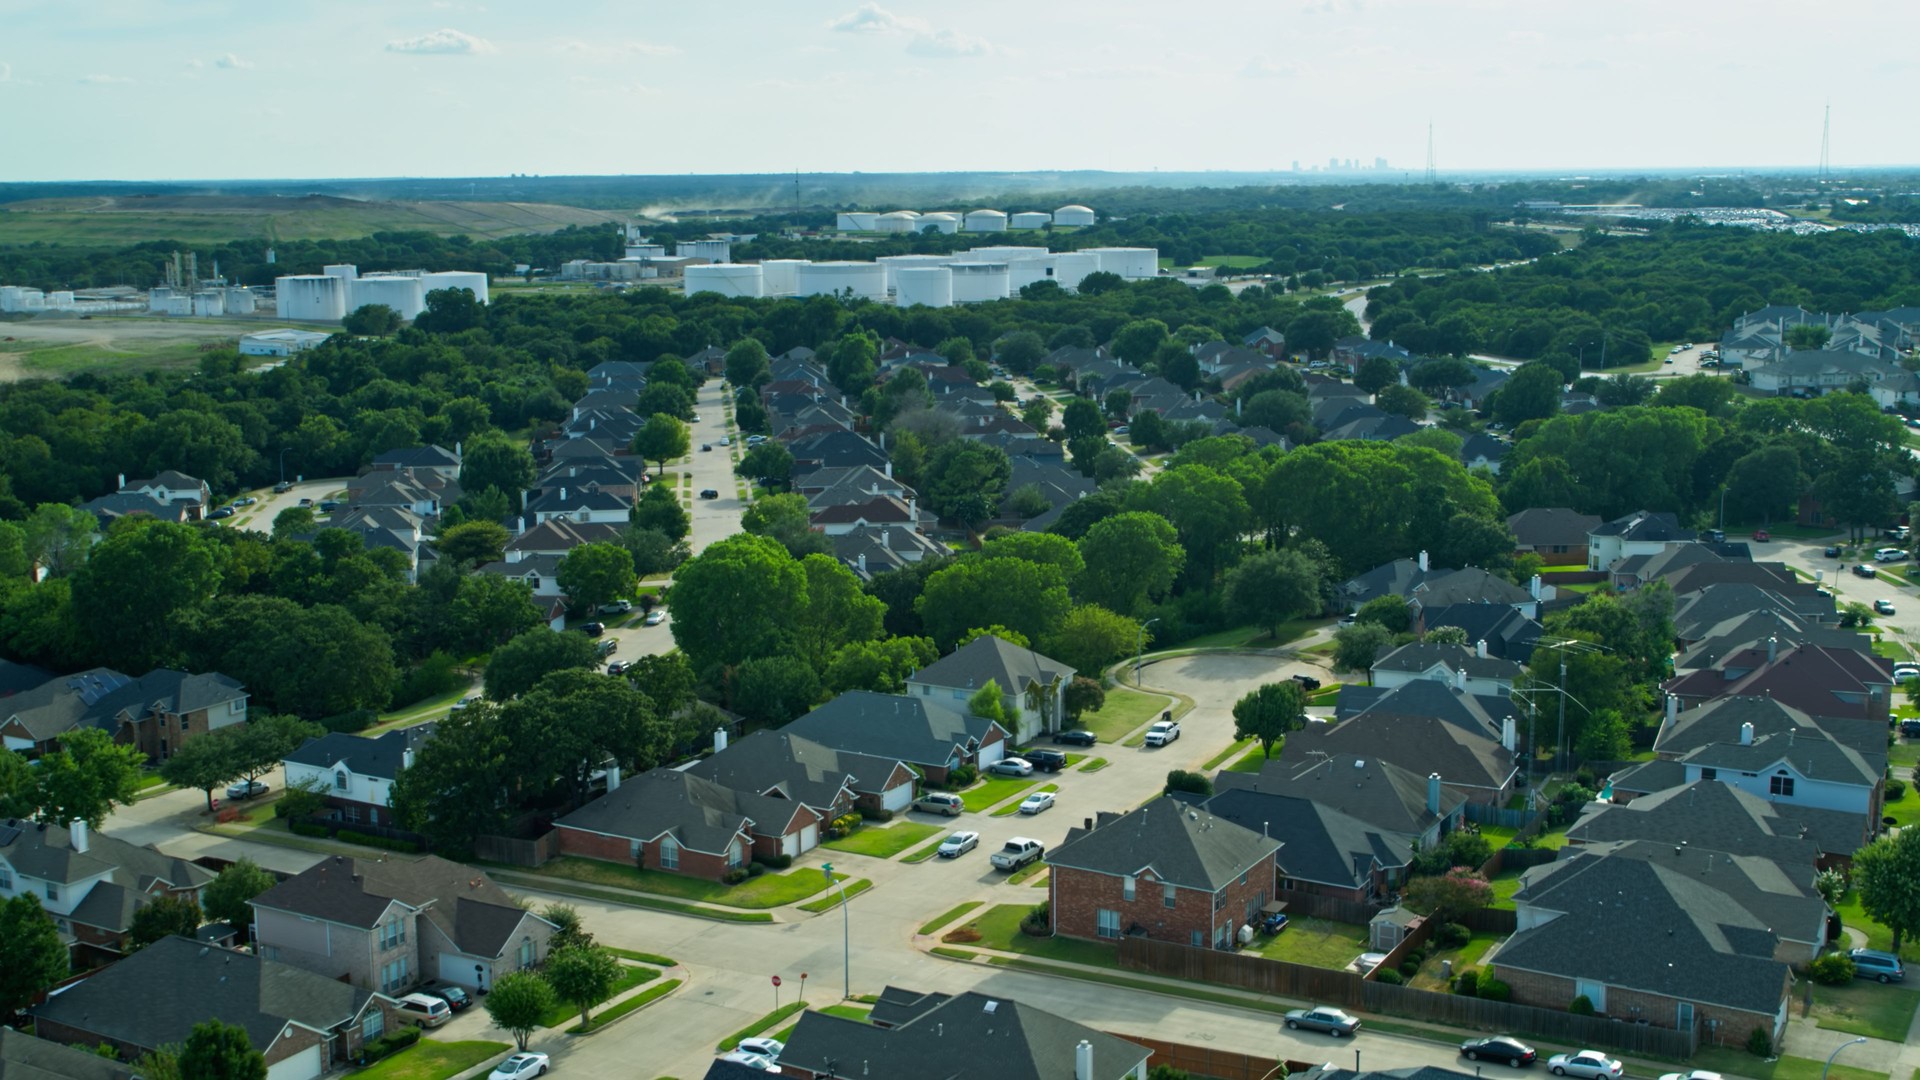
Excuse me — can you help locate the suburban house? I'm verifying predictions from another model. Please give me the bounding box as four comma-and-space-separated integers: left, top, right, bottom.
1202, 786, 1415, 904
31, 935, 403, 1080
1572, 778, 1865, 872
0, 1028, 137, 1080
1288, 712, 1520, 807
251, 854, 554, 995
1047, 798, 1280, 949
1580, 840, 1828, 963
778, 986, 1151, 1080
1411, 568, 1542, 619
1660, 643, 1894, 726
1334, 678, 1512, 743
783, 690, 1010, 785
553, 768, 763, 880
1458, 433, 1508, 475
1507, 508, 1601, 566
687, 729, 917, 817
1410, 603, 1541, 661
1213, 755, 1467, 850
1673, 585, 1841, 650
1490, 845, 1795, 1045
0, 667, 248, 760
281, 725, 437, 828
1370, 641, 1525, 698
1587, 511, 1694, 572
1747, 349, 1901, 395
118, 471, 211, 518
475, 554, 566, 600
0, 818, 213, 966
905, 635, 1076, 742
369, 445, 462, 480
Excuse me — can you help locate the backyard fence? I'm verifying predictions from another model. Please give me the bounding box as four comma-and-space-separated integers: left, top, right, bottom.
1111, 1034, 1291, 1080
1278, 890, 1384, 926
473, 829, 559, 867
1464, 802, 1541, 831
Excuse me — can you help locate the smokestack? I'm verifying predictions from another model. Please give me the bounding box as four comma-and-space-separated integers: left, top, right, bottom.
1075, 1040, 1093, 1080
1739, 722, 1754, 746
1418, 550, 1429, 573
858, 552, 867, 574
1427, 773, 1441, 815
1501, 716, 1516, 752
69, 819, 89, 854
714, 728, 729, 754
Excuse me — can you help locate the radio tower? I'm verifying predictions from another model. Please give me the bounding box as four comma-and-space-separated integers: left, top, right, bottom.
1818, 104, 1831, 184
1425, 123, 1436, 184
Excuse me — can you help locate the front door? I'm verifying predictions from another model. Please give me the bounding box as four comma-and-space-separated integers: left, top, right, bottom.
1677, 1002, 1694, 1032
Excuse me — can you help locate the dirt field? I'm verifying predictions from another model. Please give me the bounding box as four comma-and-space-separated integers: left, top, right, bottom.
0, 194, 624, 247
0, 315, 291, 381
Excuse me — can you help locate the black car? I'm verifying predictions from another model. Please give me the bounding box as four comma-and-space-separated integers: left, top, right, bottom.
581, 622, 605, 637
1291, 674, 1322, 691
424, 985, 472, 1011
1826, 546, 1843, 558
700, 488, 720, 499
1854, 563, 1878, 578
1026, 749, 1068, 772
208, 507, 234, 519
272, 481, 294, 493
1052, 729, 1097, 747
1460, 1036, 1536, 1067
317, 499, 341, 513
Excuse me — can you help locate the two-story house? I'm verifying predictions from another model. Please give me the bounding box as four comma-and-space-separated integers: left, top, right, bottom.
1214, 755, 1467, 851
1369, 642, 1525, 698
905, 635, 1076, 742
282, 725, 436, 828
251, 855, 555, 995
1587, 510, 1694, 572
0, 668, 247, 761
0, 819, 213, 966
1047, 798, 1280, 949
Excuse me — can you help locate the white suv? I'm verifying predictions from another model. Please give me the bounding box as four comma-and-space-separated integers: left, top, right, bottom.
1875, 547, 1907, 563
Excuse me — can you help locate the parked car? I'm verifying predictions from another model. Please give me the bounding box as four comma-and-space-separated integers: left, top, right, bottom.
1461, 1036, 1537, 1066
1854, 563, 1878, 578
1657, 1071, 1723, 1080
450, 695, 482, 711
607, 661, 629, 676
1291, 674, 1322, 691
644, 609, 666, 626
1825, 545, 1843, 557
1546, 1051, 1622, 1079
423, 984, 472, 1012
1283, 1006, 1360, 1036
989, 837, 1045, 871
599, 600, 633, 615
395, 993, 453, 1029
914, 792, 963, 816
700, 443, 712, 452
297, 497, 313, 507
1875, 599, 1897, 616
1026, 748, 1068, 772
273, 481, 293, 493
1875, 547, 1907, 562
700, 489, 720, 499
596, 638, 618, 657
1018, 791, 1056, 815
716, 1051, 776, 1072
225, 779, 269, 800
1143, 720, 1181, 746
235, 496, 257, 506
580, 621, 605, 637
1750, 528, 1770, 542
736, 1038, 784, 1062
318, 499, 341, 513
1851, 948, 1906, 983
1051, 729, 1097, 746
489, 1051, 549, 1079
1902, 719, 1920, 737
937, 831, 980, 858
208, 507, 234, 520
988, 757, 1033, 777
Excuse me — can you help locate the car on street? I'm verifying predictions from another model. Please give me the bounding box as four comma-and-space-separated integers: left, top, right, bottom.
607, 660, 629, 676
581, 621, 605, 637
989, 837, 1045, 870
1851, 948, 1905, 982
273, 481, 293, 493
1291, 674, 1322, 691
1750, 528, 1770, 542
716, 1050, 776, 1071
1461, 1036, 1537, 1066
644, 609, 666, 626
1825, 545, 1843, 557
235, 496, 257, 506
225, 779, 269, 800
1018, 791, 1056, 815
1026, 748, 1068, 772
937, 831, 980, 858
297, 497, 313, 506
1547, 1051, 1622, 1079
1853, 563, 1878, 578
1657, 1071, 1722, 1080
736, 1038, 783, 1062
450, 695, 483, 710
596, 638, 618, 657
914, 791, 963, 816
700, 488, 720, 499
1876, 547, 1907, 562
1875, 599, 1897, 615
1894, 664, 1920, 681
1143, 720, 1181, 746
700, 443, 712, 451
1052, 729, 1097, 746
599, 600, 632, 615
988, 756, 1033, 777
488, 1052, 550, 1079
1283, 1006, 1360, 1036
208, 507, 234, 519
318, 499, 341, 513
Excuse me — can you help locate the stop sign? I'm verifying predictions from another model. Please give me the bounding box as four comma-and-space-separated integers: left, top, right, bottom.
771, 975, 782, 987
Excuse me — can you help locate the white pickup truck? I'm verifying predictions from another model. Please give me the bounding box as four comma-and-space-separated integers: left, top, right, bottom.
990, 837, 1045, 871
1143, 719, 1181, 746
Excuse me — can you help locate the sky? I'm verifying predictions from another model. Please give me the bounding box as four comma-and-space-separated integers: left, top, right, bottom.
2, 0, 1917, 182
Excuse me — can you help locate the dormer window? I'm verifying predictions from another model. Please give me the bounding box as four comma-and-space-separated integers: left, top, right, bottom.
1769, 771, 1795, 798
335, 771, 350, 791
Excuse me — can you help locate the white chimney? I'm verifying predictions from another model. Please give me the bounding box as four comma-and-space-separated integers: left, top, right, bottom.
606, 765, 621, 792
402, 747, 415, 771
1075, 1040, 1093, 1080
1418, 549, 1429, 572
1427, 773, 1442, 815
884, 461, 893, 479
858, 552, 867, 574
559, 487, 568, 502
714, 728, 729, 753
1767, 636, 1778, 664
117, 473, 126, 490
69, 819, 89, 854
1739, 722, 1754, 746
1454, 668, 1467, 691
1501, 716, 1516, 752
1476, 639, 1489, 660
1529, 574, 1542, 600
1665, 693, 1677, 725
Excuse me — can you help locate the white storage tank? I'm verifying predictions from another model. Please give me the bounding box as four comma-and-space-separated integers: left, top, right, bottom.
796, 261, 888, 301
48, 291, 76, 311
160, 295, 193, 316
894, 266, 954, 308
874, 211, 921, 234
1053, 204, 1096, 227
964, 209, 1009, 232
225, 287, 257, 314
1085, 247, 1159, 280
1054, 252, 1102, 291
1010, 211, 1052, 229
918, 212, 961, 235
322, 264, 358, 280
677, 239, 732, 264
760, 259, 809, 297
191, 290, 226, 317
625, 243, 667, 259
275, 275, 349, 320
684, 263, 766, 298
349, 275, 428, 320
950, 262, 1010, 303
1006, 256, 1057, 291
876, 254, 955, 293
836, 212, 879, 232
959, 245, 1049, 263
419, 270, 490, 305
147, 287, 174, 313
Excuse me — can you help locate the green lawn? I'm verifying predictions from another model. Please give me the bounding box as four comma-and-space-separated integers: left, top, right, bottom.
1688, 1048, 1887, 1080
1176, 618, 1325, 650
1249, 916, 1368, 968
720, 1001, 810, 1051
1006, 860, 1049, 886
347, 1041, 512, 1080
797, 878, 871, 912
1477, 825, 1519, 847
605, 948, 676, 966
991, 783, 1060, 818
537, 964, 657, 1027
1883, 787, 1920, 829
1202, 738, 1254, 770
1807, 981, 1920, 1041
1835, 890, 1920, 961
1079, 757, 1110, 772
1487, 869, 1526, 910
567, 978, 680, 1033
958, 775, 1040, 813
1407, 932, 1501, 990
821, 821, 941, 859
920, 900, 985, 936
526, 858, 843, 909
948, 903, 1119, 968
1226, 744, 1281, 774
1076, 686, 1171, 743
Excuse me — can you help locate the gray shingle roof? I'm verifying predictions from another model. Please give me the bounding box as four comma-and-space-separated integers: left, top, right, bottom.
1371, 642, 1525, 683
1338, 678, 1510, 740
686, 730, 895, 814
1506, 508, 1601, 549
1048, 797, 1280, 892
1415, 603, 1542, 662
0, 1027, 138, 1080
1293, 713, 1516, 792
784, 691, 1007, 771
1591, 510, 1692, 542
1202, 788, 1413, 888
251, 854, 543, 958
283, 725, 436, 783
1214, 754, 1465, 837
0, 819, 212, 893
554, 768, 756, 855
1656, 696, 1885, 766
1412, 568, 1532, 608
1569, 781, 1833, 866
908, 635, 1076, 698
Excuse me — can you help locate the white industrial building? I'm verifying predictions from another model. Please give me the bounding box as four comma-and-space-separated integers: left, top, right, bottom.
275, 266, 488, 322
950, 262, 1011, 303
1053, 204, 1097, 227
837, 205, 1095, 233
274, 275, 350, 321
761, 259, 809, 297
239, 329, 333, 356
682, 240, 1155, 307
1010, 211, 1052, 229
1082, 247, 1159, 280
835, 212, 879, 232
0, 287, 46, 313
676, 239, 732, 264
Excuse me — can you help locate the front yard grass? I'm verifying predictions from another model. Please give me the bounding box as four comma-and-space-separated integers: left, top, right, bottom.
1226, 743, 1281, 774
919, 900, 984, 936
1807, 981, 1920, 1041
797, 878, 871, 912
946, 903, 1118, 968
1248, 916, 1368, 969
821, 821, 940, 859
1202, 737, 1254, 770
527, 857, 844, 909
991, 783, 1060, 818
1079, 757, 1110, 772
719, 1001, 809, 1051
958, 775, 1040, 813
1689, 1048, 1887, 1080
567, 977, 680, 1033
536, 963, 657, 1028
1077, 686, 1170, 743
347, 1040, 511, 1080
1835, 890, 1920, 962
1882, 786, 1920, 829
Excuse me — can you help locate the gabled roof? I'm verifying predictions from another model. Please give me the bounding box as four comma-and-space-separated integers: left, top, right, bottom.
1507, 508, 1602, 548
1294, 712, 1516, 792
0, 819, 213, 894
252, 854, 543, 958
1203, 788, 1415, 889
1656, 695, 1885, 763
505, 519, 625, 555
1569, 780, 1832, 868
1048, 797, 1279, 892
1411, 568, 1531, 608
1214, 753, 1466, 837
686, 730, 887, 813
1578, 838, 1825, 943
0, 1026, 139, 1080
1661, 645, 1894, 724
284, 725, 436, 783
32, 936, 384, 1054
1673, 583, 1835, 642
1339, 557, 1445, 605
1675, 611, 1865, 671
784, 691, 1007, 771
1371, 642, 1525, 684
371, 445, 459, 470
1415, 603, 1542, 662
1591, 510, 1692, 543
0, 658, 52, 697
554, 768, 756, 855
125, 470, 207, 493
908, 635, 1076, 697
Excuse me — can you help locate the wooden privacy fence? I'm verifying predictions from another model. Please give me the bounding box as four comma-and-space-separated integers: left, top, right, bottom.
1464, 802, 1541, 831
1113, 1034, 1287, 1080
1118, 939, 1697, 1060
473, 829, 559, 867
1278, 890, 1383, 925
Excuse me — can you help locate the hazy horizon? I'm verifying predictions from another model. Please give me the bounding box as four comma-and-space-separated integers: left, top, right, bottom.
2, 0, 1915, 183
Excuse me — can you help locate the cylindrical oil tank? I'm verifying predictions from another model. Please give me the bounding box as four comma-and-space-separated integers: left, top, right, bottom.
418, 271, 490, 304
894, 266, 954, 308
625, 243, 667, 259
1006, 256, 1057, 291
958, 245, 1048, 263
162, 295, 193, 316
684, 264, 765, 298
49, 291, 76, 310
964, 209, 1009, 232
836, 212, 879, 231
760, 259, 809, 297
349, 275, 428, 320
796, 261, 888, 301
949, 262, 1010, 303
1010, 211, 1052, 229
1084, 247, 1159, 279
918, 212, 961, 235
1053, 204, 1096, 227
322, 264, 358, 280
192, 291, 226, 317
147, 287, 174, 313
275, 275, 349, 320
874, 211, 921, 234
225, 287, 257, 314
876, 254, 954, 293
1053, 252, 1102, 291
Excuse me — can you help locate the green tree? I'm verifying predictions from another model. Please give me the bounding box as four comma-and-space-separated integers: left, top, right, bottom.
1223, 548, 1323, 640
1126, 465, 1251, 581
1492, 362, 1564, 428
544, 945, 622, 1030
556, 542, 636, 614
129, 893, 202, 950
981, 533, 1085, 583
415, 286, 484, 334
459, 434, 537, 502
916, 557, 1072, 650
159, 727, 247, 811
732, 655, 822, 726
995, 330, 1045, 373
0, 750, 35, 821
177, 1020, 266, 1080
725, 339, 771, 387
1332, 621, 1394, 678
1356, 595, 1412, 633
1354, 355, 1399, 395
542, 902, 595, 953
391, 704, 515, 852
1232, 680, 1306, 759
921, 441, 1012, 530
179, 598, 398, 720
1785, 324, 1833, 350
1405, 867, 1494, 921
1075, 512, 1185, 616
448, 573, 543, 650
342, 304, 402, 335
201, 858, 277, 928
630, 413, 692, 480
0, 893, 68, 1017
623, 527, 689, 577
824, 637, 938, 695
737, 442, 795, 491
1817, 449, 1899, 543
435, 520, 512, 567
967, 680, 1009, 724
742, 493, 831, 558
630, 484, 690, 542
483, 630, 602, 701
485, 971, 557, 1051
72, 519, 221, 670
1853, 827, 1920, 950
1063, 676, 1106, 722
1110, 319, 1169, 367
668, 534, 809, 672
1043, 604, 1142, 676
1060, 398, 1107, 442
1007, 484, 1053, 519
1284, 309, 1356, 361
797, 554, 885, 667
1019, 396, 1056, 433
1376, 384, 1430, 421
22, 503, 97, 578
32, 728, 145, 829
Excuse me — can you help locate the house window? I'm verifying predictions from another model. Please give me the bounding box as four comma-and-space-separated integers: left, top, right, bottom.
380, 958, 409, 993
1770, 772, 1795, 798
1190, 930, 1204, 947
380, 918, 406, 950
45, 883, 58, 902
519, 938, 537, 969
1699, 767, 1717, 781
346, 806, 361, 824
0, 868, 11, 890
361, 1010, 384, 1041
1096, 909, 1121, 939
335, 771, 350, 791
628, 839, 641, 861
727, 840, 745, 869
230, 700, 244, 715
1163, 883, 1177, 909
659, 838, 679, 871
1122, 875, 1135, 902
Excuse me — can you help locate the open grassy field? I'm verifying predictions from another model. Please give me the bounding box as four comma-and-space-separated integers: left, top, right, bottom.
0, 194, 622, 247
0, 316, 293, 381
1077, 686, 1170, 743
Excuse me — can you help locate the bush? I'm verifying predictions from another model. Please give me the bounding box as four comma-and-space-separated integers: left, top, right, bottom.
319, 708, 377, 734
1398, 960, 1420, 978
362, 1027, 420, 1063
1808, 953, 1857, 985
746, 862, 766, 877
1476, 971, 1511, 1001
1405, 948, 1428, 966
1434, 922, 1471, 948
1164, 770, 1214, 797
288, 821, 329, 838
1375, 968, 1404, 985
1020, 900, 1051, 935
1888, 778, 1909, 801
1746, 1026, 1772, 1057
945, 764, 978, 789
1569, 994, 1595, 1016
722, 868, 749, 885
336, 829, 421, 854
1453, 969, 1479, 996
859, 807, 895, 823
754, 853, 793, 870
391, 651, 465, 709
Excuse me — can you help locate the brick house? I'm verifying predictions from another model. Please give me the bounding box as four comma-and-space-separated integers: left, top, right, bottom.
687, 729, 917, 817
0, 667, 248, 760
31, 935, 402, 1080
1048, 797, 1280, 948
784, 690, 1010, 786
281, 725, 437, 828
1201, 788, 1414, 904
905, 635, 1076, 743
1507, 508, 1600, 566
1214, 755, 1467, 851
0, 819, 212, 967
554, 768, 764, 880
251, 854, 555, 995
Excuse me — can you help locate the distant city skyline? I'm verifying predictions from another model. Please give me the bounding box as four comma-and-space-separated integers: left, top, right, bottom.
1, 0, 1914, 183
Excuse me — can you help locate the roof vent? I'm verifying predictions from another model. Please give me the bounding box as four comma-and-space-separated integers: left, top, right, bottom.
1353, 759, 1366, 769
983, 1000, 998, 1014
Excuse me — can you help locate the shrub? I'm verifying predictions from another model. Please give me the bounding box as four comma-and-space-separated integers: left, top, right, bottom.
1815, 867, 1848, 906
1808, 953, 1857, 985
1375, 968, 1404, 985
1888, 778, 1909, 801
946, 764, 978, 789
1746, 1026, 1772, 1057
1434, 922, 1471, 948
289, 821, 329, 838
1020, 900, 1051, 935
362, 1027, 420, 1063
754, 853, 793, 870
1405, 948, 1428, 966
1569, 995, 1595, 1016
320, 708, 377, 734
1165, 770, 1214, 796
1453, 969, 1479, 996
722, 868, 749, 885
859, 806, 895, 823
1398, 960, 1420, 978
1476, 970, 1511, 1001
746, 862, 766, 877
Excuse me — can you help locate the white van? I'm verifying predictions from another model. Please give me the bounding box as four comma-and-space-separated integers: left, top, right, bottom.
396, 993, 452, 1028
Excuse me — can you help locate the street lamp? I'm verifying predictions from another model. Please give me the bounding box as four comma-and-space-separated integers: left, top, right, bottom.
1134, 617, 1161, 687
1822, 1036, 1867, 1080
822, 862, 850, 1000
278, 447, 292, 487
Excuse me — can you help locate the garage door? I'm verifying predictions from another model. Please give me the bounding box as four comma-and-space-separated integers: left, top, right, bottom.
266, 1044, 323, 1080
798, 822, 820, 852
976, 742, 1005, 769
438, 953, 483, 990
881, 783, 913, 813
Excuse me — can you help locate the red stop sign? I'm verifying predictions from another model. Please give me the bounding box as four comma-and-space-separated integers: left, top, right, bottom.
771, 975, 782, 987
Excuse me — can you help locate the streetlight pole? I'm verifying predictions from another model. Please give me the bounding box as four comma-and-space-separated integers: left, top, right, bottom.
1134, 617, 1161, 688
822, 863, 850, 1000
1822, 1037, 1867, 1080
1718, 487, 1728, 532
278, 447, 292, 487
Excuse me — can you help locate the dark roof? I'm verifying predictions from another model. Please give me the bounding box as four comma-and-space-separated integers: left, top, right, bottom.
1414, 604, 1542, 661
1339, 557, 1443, 605
784, 691, 1008, 771
1507, 508, 1601, 548
1213, 753, 1465, 837
1203, 788, 1414, 888
908, 635, 1076, 697
284, 725, 437, 782
1338, 677, 1509, 739
0, 659, 52, 697
1293, 713, 1516, 792
1048, 797, 1279, 892
0, 1028, 138, 1080
1591, 510, 1692, 543
1656, 695, 1885, 765
1371, 642, 1525, 683
554, 768, 756, 855
371, 445, 460, 469
686, 730, 894, 812
1568, 781, 1826, 869
32, 936, 381, 1054
251, 854, 540, 959
1662, 646, 1895, 726
1412, 567, 1532, 608
1580, 840, 1824, 945
0, 819, 212, 893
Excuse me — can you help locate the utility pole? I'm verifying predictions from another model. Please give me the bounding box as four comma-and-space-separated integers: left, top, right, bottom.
1557, 651, 1569, 770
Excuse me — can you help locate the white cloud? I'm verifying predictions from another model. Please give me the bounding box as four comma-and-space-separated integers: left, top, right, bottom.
827, 4, 906, 33
78, 73, 133, 85
1241, 55, 1296, 78
386, 28, 495, 55
215, 53, 254, 70
827, 4, 995, 58
557, 39, 676, 58
905, 28, 991, 58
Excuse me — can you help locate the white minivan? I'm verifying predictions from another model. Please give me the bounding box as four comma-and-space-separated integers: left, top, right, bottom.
396, 993, 452, 1028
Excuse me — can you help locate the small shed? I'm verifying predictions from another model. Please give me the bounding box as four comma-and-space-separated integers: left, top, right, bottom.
1369, 905, 1424, 951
